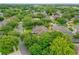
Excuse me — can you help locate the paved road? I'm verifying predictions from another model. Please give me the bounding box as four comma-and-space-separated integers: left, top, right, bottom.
19, 39, 30, 55
9, 40, 30, 55
18, 22, 30, 55
10, 22, 30, 55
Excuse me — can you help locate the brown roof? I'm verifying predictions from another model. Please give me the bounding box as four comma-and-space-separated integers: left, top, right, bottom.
32, 26, 48, 35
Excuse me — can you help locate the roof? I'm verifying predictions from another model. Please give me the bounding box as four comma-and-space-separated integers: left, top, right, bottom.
32, 26, 48, 35
50, 12, 62, 20
52, 24, 72, 34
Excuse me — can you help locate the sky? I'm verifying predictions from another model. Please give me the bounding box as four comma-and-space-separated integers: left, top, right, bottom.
0, 0, 79, 4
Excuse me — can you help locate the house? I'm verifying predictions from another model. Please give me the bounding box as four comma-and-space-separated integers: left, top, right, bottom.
52, 24, 72, 34
73, 26, 79, 34
52, 13, 60, 19
41, 11, 48, 16
32, 26, 48, 35
50, 11, 62, 20
72, 26, 79, 43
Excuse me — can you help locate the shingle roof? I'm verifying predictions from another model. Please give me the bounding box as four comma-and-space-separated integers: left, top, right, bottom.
32, 26, 48, 35
52, 24, 72, 34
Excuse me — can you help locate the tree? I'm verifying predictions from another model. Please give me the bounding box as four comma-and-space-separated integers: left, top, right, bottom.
73, 33, 79, 39
38, 32, 52, 48
73, 19, 79, 24
0, 16, 4, 21
50, 37, 75, 55
56, 17, 67, 25
0, 35, 19, 55
42, 47, 50, 55
22, 15, 33, 29
29, 43, 42, 55
23, 31, 38, 48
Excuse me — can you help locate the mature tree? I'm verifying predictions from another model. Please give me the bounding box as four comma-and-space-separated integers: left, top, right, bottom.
50, 37, 75, 55
0, 16, 4, 21
29, 43, 42, 55
0, 35, 19, 55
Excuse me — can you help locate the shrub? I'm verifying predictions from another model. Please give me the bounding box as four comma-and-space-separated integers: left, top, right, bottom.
22, 16, 33, 29
0, 19, 19, 33
0, 16, 4, 21
73, 19, 79, 24
73, 33, 79, 39
29, 43, 42, 55
56, 17, 67, 25
0, 35, 19, 55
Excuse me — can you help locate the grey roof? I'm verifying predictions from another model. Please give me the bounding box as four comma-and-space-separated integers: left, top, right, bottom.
32, 26, 48, 35
52, 24, 72, 34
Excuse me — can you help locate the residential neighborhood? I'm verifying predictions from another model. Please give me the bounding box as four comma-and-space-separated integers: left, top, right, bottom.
0, 4, 79, 55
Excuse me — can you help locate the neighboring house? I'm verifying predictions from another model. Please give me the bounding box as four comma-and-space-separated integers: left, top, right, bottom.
32, 12, 39, 18
72, 26, 79, 34
32, 11, 48, 18
32, 26, 48, 35
41, 11, 48, 16
52, 24, 72, 34
50, 11, 62, 20
72, 25, 79, 43
52, 13, 60, 19
66, 20, 74, 30
73, 29, 79, 34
